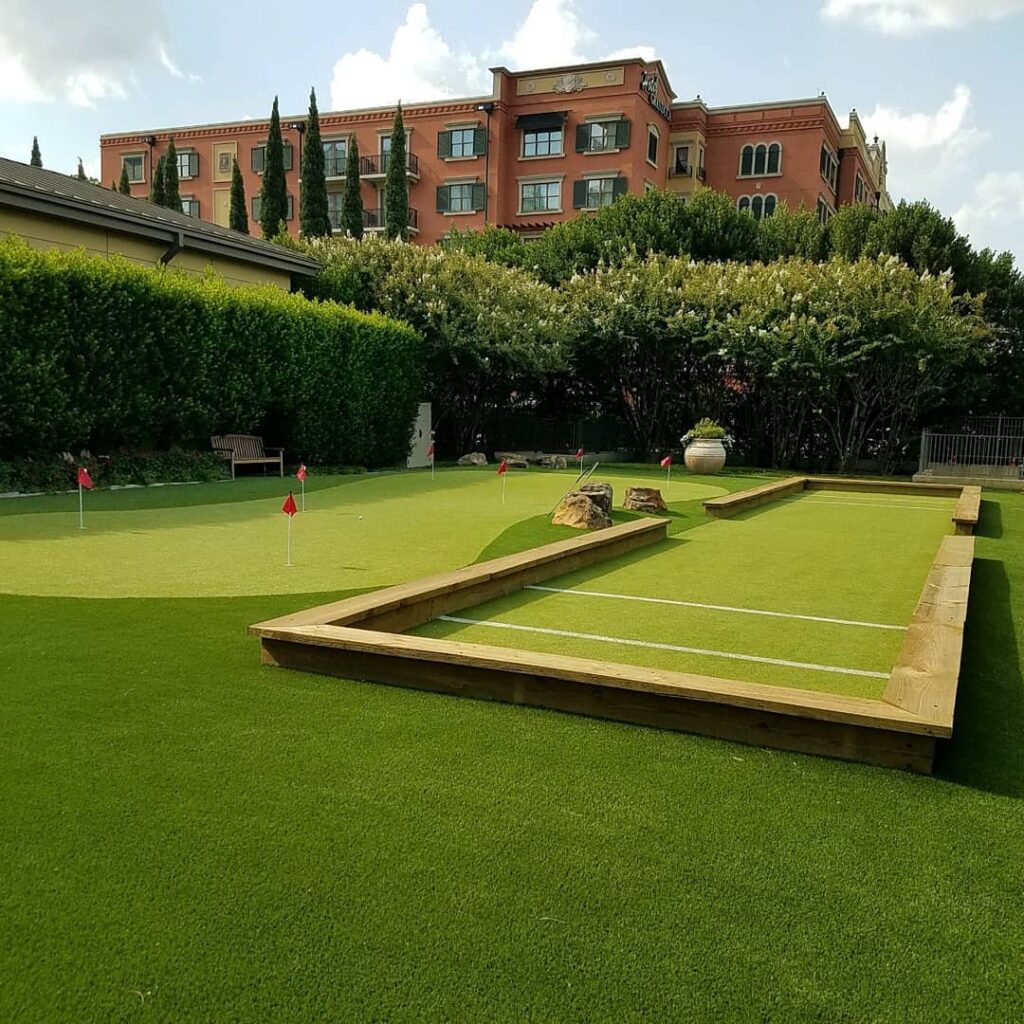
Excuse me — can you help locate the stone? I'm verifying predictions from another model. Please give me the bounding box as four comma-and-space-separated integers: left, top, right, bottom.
624, 486, 668, 513
538, 454, 568, 469
579, 481, 613, 516
551, 492, 612, 531
457, 452, 488, 467
495, 451, 532, 469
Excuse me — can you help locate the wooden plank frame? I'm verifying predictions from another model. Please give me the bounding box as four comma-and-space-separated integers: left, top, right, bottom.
250, 479, 979, 774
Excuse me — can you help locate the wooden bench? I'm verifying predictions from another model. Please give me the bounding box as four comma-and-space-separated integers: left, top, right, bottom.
211, 434, 284, 479
952, 486, 982, 536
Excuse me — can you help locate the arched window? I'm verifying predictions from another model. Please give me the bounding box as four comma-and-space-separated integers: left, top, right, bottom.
751, 195, 764, 219
740, 145, 753, 177
740, 141, 782, 177
737, 194, 777, 219
753, 144, 767, 175
767, 143, 781, 175
764, 194, 777, 217
738, 196, 751, 213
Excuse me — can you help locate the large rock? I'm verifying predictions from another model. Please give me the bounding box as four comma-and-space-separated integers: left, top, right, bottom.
457, 452, 488, 466
537, 454, 568, 469
579, 481, 613, 516
624, 486, 667, 513
552, 492, 612, 530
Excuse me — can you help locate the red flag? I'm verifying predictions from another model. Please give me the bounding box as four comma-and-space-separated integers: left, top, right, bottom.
296, 463, 307, 482
427, 441, 435, 458
77, 466, 94, 490
497, 459, 508, 476
575, 448, 584, 459
282, 492, 297, 517
660, 455, 672, 468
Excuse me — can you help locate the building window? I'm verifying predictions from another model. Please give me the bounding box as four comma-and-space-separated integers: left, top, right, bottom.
737, 194, 777, 220
816, 196, 834, 225
437, 182, 485, 213
647, 128, 659, 165
176, 150, 199, 179
180, 197, 200, 217
739, 142, 781, 177
251, 194, 294, 222
855, 172, 866, 204
820, 146, 838, 191
437, 127, 485, 159
520, 180, 561, 213
576, 120, 630, 153
251, 143, 293, 173
673, 145, 691, 176
697, 144, 706, 180
573, 176, 627, 209
122, 154, 144, 183
328, 192, 344, 230
324, 139, 347, 177
522, 128, 563, 158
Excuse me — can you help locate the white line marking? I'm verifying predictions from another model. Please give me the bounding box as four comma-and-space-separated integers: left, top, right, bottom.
780, 496, 950, 512
436, 616, 890, 679
524, 586, 905, 631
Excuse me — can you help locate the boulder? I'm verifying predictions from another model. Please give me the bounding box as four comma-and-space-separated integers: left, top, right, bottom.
538, 454, 568, 469
624, 486, 668, 513
457, 452, 488, 467
552, 492, 612, 531
579, 481, 613, 516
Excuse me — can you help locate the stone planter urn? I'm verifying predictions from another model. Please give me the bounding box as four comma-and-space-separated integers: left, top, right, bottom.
684, 438, 727, 475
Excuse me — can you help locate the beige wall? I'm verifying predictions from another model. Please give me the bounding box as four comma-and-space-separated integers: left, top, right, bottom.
0, 207, 292, 289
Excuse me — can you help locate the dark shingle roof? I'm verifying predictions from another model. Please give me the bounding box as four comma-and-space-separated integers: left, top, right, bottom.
0, 157, 319, 276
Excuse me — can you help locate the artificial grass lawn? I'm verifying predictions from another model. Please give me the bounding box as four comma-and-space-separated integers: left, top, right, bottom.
2, 469, 1023, 1022
414, 490, 957, 698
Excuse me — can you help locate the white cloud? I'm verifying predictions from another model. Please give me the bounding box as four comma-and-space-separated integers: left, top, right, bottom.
329, 1, 656, 110
0, 47, 50, 101
822, 0, 1024, 34
65, 71, 127, 108
954, 173, 1024, 256
861, 84, 974, 151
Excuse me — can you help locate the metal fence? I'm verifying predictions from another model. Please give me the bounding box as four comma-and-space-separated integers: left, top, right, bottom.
918, 429, 1024, 479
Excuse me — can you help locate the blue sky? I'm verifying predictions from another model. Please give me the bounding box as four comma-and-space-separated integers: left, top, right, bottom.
1, 0, 1022, 262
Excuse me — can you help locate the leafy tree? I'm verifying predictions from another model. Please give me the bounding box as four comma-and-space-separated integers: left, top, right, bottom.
150, 157, 166, 206
864, 200, 973, 282
76, 158, 87, 181
755, 202, 826, 262
826, 204, 877, 260
118, 165, 131, 195
443, 226, 529, 268
299, 88, 330, 237
163, 137, 182, 213
384, 103, 409, 241
342, 136, 364, 239
259, 96, 289, 239
30, 137, 42, 167
229, 158, 248, 233
680, 187, 758, 262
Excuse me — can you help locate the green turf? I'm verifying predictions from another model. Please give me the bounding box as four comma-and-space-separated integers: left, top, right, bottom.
414, 490, 957, 698
2, 472, 1023, 1023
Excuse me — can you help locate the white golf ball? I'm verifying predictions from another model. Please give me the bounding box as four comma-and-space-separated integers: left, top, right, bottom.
358, 515, 364, 520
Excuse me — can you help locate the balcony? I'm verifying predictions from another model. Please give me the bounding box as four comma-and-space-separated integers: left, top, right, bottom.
696, 165, 706, 181
361, 207, 419, 234
359, 152, 420, 180
324, 156, 347, 178
669, 162, 692, 178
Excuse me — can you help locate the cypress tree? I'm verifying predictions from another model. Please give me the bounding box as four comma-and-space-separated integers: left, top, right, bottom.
30, 137, 42, 167
164, 137, 182, 213
229, 157, 248, 233
342, 136, 364, 240
76, 158, 87, 181
119, 165, 131, 195
300, 88, 330, 237
151, 156, 166, 206
384, 103, 409, 241
259, 96, 289, 239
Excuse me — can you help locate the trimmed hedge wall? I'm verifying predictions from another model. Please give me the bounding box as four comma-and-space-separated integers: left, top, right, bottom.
0, 239, 422, 465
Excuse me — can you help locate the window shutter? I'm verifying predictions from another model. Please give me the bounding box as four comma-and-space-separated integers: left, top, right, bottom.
189, 152, 199, 177
473, 128, 488, 155
575, 124, 589, 152
251, 197, 261, 220
471, 183, 486, 210
283, 144, 293, 171
251, 147, 263, 172
572, 180, 588, 208
612, 177, 628, 199
437, 131, 452, 158
615, 120, 631, 149
436, 186, 450, 213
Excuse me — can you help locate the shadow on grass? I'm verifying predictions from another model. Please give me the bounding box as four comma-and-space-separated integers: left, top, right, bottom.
935, 557, 1024, 798
977, 498, 1003, 539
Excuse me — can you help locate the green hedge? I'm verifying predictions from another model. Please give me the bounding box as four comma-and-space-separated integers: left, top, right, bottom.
0, 238, 422, 465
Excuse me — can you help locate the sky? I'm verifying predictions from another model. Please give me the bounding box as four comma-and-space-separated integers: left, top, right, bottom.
1, 0, 1022, 263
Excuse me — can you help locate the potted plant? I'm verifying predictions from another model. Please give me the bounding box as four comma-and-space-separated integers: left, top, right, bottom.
682, 418, 729, 474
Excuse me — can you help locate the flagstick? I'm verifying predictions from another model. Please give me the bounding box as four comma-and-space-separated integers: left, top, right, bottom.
78, 482, 85, 530
502, 473, 507, 505
300, 477, 306, 513
666, 463, 671, 493
431, 450, 435, 481
286, 514, 293, 567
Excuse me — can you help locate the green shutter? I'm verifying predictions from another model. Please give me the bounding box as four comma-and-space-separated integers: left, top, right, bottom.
437, 131, 452, 158
251, 196, 261, 220
575, 124, 589, 152
251, 147, 263, 172
473, 128, 488, 155
615, 120, 631, 149
612, 177, 628, 199
436, 186, 450, 213
572, 180, 588, 208
471, 183, 486, 211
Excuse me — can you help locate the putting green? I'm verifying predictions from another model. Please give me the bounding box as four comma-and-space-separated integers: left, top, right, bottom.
412, 490, 958, 698
0, 467, 725, 598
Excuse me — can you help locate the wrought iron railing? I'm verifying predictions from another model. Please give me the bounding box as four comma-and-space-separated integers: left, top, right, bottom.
358, 152, 420, 176
918, 428, 1024, 477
